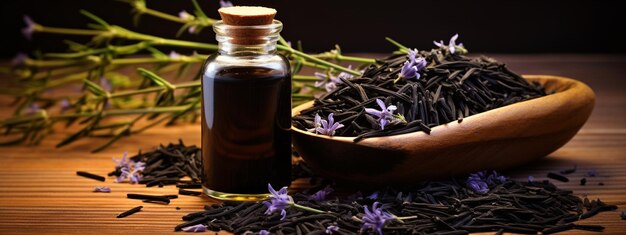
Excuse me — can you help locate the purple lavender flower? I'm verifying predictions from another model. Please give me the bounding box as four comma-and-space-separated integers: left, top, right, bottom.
118, 167, 143, 184
587, 170, 598, 177
466, 171, 507, 194
93, 186, 111, 193
395, 50, 427, 82
220, 0, 234, 8
99, 77, 112, 92
60, 99, 71, 112
466, 177, 489, 194
113, 151, 131, 171
181, 224, 208, 232
11, 53, 28, 66
263, 183, 292, 220
528, 175, 535, 182
21, 15, 36, 40
364, 99, 398, 130
361, 202, 395, 235
309, 185, 334, 201
367, 191, 379, 200
308, 113, 344, 136
434, 34, 466, 54
27, 103, 40, 114
169, 51, 182, 59
178, 10, 194, 21
325, 225, 339, 234
315, 67, 354, 92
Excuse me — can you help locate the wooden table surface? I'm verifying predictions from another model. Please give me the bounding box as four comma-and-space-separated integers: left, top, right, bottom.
0, 54, 625, 234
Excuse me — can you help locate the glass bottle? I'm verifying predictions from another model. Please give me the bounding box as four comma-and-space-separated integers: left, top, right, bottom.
201, 19, 292, 201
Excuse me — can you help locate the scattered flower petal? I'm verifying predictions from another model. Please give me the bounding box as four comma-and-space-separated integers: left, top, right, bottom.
325, 225, 339, 234
93, 186, 111, 193
60, 99, 71, 112
11, 53, 28, 66
528, 175, 535, 182
587, 170, 597, 177
309, 185, 334, 201
99, 77, 112, 92
21, 15, 36, 40
181, 224, 208, 232
220, 0, 234, 8
466, 171, 506, 194
314, 66, 354, 92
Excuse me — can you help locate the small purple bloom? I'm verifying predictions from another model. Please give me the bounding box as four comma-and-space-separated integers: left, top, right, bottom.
169, 51, 182, 59
367, 191, 379, 200
220, 0, 234, 8
365, 99, 397, 130
315, 67, 354, 92
587, 170, 597, 177
528, 175, 535, 182
181, 224, 208, 232
325, 225, 339, 234
11, 53, 28, 66
99, 77, 112, 92
21, 15, 36, 40
93, 186, 111, 193
27, 103, 40, 114
263, 183, 292, 221
397, 49, 427, 81
361, 202, 395, 235
466, 171, 507, 194
60, 99, 71, 112
309, 185, 334, 201
113, 151, 131, 170
308, 113, 344, 136
467, 178, 489, 194
118, 168, 143, 184
178, 10, 194, 20
434, 34, 466, 54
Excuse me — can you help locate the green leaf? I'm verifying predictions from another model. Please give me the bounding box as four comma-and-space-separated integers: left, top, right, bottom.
191, 0, 208, 18
385, 37, 409, 52
137, 68, 174, 90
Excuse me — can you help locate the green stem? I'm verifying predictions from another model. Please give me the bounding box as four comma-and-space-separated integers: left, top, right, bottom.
292, 75, 319, 82
38, 26, 103, 36
278, 45, 361, 76
291, 203, 325, 214
337, 54, 376, 64
143, 8, 187, 24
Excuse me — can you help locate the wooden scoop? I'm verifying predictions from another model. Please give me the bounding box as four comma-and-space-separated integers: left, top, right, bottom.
291, 75, 595, 186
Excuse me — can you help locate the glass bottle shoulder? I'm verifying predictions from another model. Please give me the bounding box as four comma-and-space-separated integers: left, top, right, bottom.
202, 53, 290, 79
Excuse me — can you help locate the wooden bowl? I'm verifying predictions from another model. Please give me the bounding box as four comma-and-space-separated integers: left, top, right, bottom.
291, 75, 595, 185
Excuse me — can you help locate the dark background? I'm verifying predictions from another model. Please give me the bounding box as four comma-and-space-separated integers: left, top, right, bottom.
1, 0, 625, 57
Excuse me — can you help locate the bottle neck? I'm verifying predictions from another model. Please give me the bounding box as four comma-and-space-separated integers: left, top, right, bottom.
214, 20, 282, 56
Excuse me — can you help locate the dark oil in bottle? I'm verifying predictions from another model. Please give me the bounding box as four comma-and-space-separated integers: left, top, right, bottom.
201, 65, 292, 195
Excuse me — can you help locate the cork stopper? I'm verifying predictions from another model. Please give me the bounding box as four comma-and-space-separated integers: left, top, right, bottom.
218, 6, 277, 26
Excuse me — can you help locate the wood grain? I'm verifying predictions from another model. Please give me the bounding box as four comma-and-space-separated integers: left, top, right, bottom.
0, 54, 625, 234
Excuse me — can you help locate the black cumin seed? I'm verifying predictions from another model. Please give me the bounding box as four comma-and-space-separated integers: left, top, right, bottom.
117, 206, 143, 218
76, 171, 105, 182
547, 172, 569, 182
179, 189, 202, 196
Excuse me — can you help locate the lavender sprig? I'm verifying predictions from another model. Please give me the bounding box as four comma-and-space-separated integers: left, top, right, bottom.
360, 202, 396, 235
466, 170, 507, 194
394, 49, 426, 83
434, 34, 467, 54
263, 184, 325, 221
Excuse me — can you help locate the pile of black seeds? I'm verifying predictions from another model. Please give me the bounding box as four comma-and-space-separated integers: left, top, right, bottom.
292, 49, 547, 140
177, 178, 615, 234
108, 140, 203, 187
